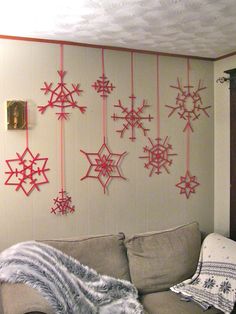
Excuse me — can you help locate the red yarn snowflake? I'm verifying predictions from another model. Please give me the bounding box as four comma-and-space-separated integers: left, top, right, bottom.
5, 147, 49, 196
176, 170, 199, 198
166, 79, 210, 132
140, 137, 177, 176
81, 141, 126, 193
51, 189, 75, 215
38, 70, 86, 120
92, 73, 115, 98
111, 95, 153, 141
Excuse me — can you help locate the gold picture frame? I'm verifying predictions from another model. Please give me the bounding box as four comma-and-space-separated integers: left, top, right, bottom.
7, 100, 27, 130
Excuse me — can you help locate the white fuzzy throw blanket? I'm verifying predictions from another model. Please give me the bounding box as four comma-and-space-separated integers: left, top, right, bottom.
171, 233, 236, 313
0, 241, 144, 314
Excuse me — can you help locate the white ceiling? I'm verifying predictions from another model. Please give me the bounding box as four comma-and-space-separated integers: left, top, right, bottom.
1, 0, 236, 58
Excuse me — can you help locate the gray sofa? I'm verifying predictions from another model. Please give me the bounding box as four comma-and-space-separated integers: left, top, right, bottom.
0, 222, 226, 313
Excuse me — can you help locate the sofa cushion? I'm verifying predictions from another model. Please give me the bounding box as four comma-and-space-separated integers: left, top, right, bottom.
125, 222, 201, 294
41, 232, 130, 281
140, 291, 223, 314
0, 283, 54, 314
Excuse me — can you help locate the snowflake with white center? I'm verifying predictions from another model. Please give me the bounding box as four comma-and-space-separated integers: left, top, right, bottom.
111, 94, 153, 141
81, 142, 126, 193
51, 189, 75, 215
166, 78, 211, 132
5, 147, 49, 196
38, 70, 86, 120
140, 137, 177, 176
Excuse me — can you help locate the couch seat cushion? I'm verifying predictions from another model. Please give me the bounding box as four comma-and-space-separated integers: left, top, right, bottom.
41, 233, 130, 281
125, 222, 201, 294
0, 283, 54, 314
141, 291, 223, 314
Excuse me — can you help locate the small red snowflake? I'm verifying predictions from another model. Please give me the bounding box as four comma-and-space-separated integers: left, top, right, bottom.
92, 73, 115, 98
81, 141, 126, 193
5, 147, 49, 196
166, 78, 211, 132
111, 94, 153, 141
140, 137, 177, 176
176, 170, 199, 198
51, 189, 75, 215
38, 70, 86, 120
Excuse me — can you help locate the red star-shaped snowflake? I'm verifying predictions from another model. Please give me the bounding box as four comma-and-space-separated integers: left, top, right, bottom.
176, 170, 200, 198
140, 137, 177, 176
166, 79, 211, 132
38, 70, 86, 120
92, 73, 115, 98
51, 189, 75, 215
5, 147, 49, 196
111, 94, 153, 141
81, 142, 126, 193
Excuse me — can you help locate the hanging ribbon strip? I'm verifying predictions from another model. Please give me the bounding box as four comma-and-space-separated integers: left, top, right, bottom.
51, 45, 75, 215
38, 44, 86, 120
140, 55, 177, 176
111, 51, 153, 141
81, 48, 126, 193
172, 58, 205, 198
5, 102, 49, 196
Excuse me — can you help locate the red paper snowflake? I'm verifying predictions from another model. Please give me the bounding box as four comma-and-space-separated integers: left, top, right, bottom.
176, 170, 199, 198
111, 95, 153, 141
5, 147, 49, 196
92, 73, 115, 98
38, 70, 86, 120
81, 141, 126, 193
166, 79, 211, 132
51, 189, 75, 215
140, 137, 177, 176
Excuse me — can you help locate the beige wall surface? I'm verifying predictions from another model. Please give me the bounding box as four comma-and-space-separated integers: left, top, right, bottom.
0, 39, 214, 251
214, 56, 236, 236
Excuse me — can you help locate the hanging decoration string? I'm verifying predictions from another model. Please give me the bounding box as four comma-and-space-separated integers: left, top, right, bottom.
60, 44, 65, 191
186, 121, 190, 171
60, 115, 65, 192
102, 48, 107, 143
186, 57, 190, 171
25, 101, 29, 149
156, 55, 160, 138
187, 57, 190, 89
131, 51, 134, 96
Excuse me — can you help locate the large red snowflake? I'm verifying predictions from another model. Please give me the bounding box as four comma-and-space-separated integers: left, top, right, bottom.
166, 79, 211, 132
5, 147, 49, 196
176, 170, 199, 198
38, 70, 86, 120
140, 137, 177, 176
81, 141, 126, 193
111, 95, 153, 141
51, 189, 75, 215
92, 73, 115, 98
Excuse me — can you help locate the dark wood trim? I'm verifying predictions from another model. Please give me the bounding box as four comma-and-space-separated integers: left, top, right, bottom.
227, 68, 236, 240
0, 34, 214, 61
215, 51, 236, 61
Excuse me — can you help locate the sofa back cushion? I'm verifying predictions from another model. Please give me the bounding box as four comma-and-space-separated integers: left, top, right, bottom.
124, 222, 201, 294
41, 233, 130, 281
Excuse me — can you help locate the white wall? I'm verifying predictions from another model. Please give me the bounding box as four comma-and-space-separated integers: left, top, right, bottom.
214, 55, 236, 236
0, 39, 214, 250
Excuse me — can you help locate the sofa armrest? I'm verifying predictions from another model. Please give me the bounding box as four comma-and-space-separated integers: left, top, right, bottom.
0, 283, 54, 314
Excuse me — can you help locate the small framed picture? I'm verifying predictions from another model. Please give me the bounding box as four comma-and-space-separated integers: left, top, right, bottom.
7, 100, 27, 130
